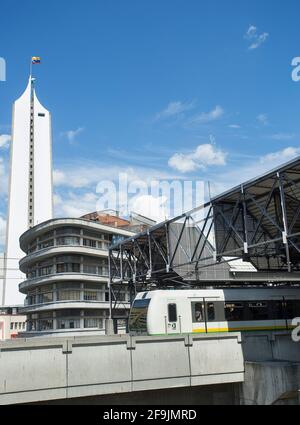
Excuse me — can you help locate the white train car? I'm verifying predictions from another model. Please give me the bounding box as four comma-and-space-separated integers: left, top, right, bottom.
128, 288, 300, 336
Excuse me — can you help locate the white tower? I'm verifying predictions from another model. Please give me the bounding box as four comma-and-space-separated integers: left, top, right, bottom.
2, 76, 53, 305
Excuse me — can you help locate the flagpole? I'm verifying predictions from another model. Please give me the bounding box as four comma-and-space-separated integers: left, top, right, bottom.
30, 57, 32, 78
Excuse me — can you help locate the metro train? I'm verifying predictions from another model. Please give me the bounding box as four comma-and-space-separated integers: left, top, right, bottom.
128, 288, 300, 336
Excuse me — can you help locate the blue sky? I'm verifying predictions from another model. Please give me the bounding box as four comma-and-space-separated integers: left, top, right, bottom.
1, 0, 300, 248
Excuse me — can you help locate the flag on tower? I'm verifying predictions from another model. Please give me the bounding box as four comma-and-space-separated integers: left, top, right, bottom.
32, 56, 41, 64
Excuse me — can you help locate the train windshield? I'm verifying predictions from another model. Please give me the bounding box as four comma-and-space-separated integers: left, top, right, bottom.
129, 298, 151, 333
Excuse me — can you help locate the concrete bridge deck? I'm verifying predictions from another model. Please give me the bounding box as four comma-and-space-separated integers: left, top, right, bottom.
0, 333, 244, 405
0, 331, 299, 405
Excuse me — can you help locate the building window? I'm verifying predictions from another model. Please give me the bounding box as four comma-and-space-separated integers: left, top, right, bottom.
57, 319, 80, 330
100, 265, 109, 276
39, 239, 54, 249
84, 318, 103, 329
83, 229, 101, 239
57, 290, 81, 301
10, 322, 13, 330
83, 238, 97, 248
39, 320, 53, 331
56, 236, 80, 246
82, 264, 98, 274
41, 292, 53, 303
38, 265, 53, 277
98, 241, 109, 249
57, 262, 80, 273
56, 227, 81, 236
84, 290, 100, 301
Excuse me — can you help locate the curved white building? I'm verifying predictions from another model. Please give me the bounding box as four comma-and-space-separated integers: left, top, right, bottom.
18, 218, 134, 337
3, 77, 53, 306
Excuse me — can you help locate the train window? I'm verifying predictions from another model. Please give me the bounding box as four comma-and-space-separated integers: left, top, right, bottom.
192, 302, 204, 323
294, 300, 300, 317
225, 302, 244, 321
206, 303, 215, 321
168, 304, 177, 323
129, 299, 151, 334
271, 301, 285, 320
285, 300, 300, 319
248, 302, 269, 321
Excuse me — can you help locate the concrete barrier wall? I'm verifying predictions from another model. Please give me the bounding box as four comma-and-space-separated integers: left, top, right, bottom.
239, 362, 300, 405
0, 333, 244, 405
241, 331, 300, 362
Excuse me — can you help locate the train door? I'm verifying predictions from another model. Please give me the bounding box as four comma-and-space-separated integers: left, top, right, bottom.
271, 296, 287, 331
166, 302, 179, 334
283, 297, 300, 331
204, 297, 222, 334
191, 299, 206, 334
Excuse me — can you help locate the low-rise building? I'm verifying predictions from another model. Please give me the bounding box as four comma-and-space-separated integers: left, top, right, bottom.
18, 212, 154, 337
0, 306, 27, 340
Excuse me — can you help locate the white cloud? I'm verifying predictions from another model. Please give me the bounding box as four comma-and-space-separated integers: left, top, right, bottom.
0, 134, 11, 148
257, 113, 269, 125
260, 147, 300, 164
53, 168, 91, 188
168, 154, 198, 173
228, 124, 241, 129
54, 189, 168, 224
52, 160, 195, 221
52, 147, 300, 223
208, 147, 300, 198
245, 25, 257, 39
268, 133, 295, 141
61, 127, 84, 144
189, 105, 224, 125
53, 162, 182, 190
245, 25, 269, 50
155, 101, 195, 120
54, 190, 99, 218
168, 143, 227, 173
131, 195, 168, 223
249, 33, 269, 50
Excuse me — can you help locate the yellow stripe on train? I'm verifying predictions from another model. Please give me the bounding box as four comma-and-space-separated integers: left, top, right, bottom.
192, 325, 296, 333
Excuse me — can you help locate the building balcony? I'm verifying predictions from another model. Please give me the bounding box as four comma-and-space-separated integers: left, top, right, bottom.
19, 300, 120, 314
19, 245, 109, 272
19, 273, 109, 293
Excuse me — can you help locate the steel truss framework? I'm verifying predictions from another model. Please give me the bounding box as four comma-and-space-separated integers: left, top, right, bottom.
109, 157, 300, 318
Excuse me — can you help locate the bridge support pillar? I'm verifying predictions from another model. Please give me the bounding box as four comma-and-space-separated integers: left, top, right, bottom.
105, 319, 115, 335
